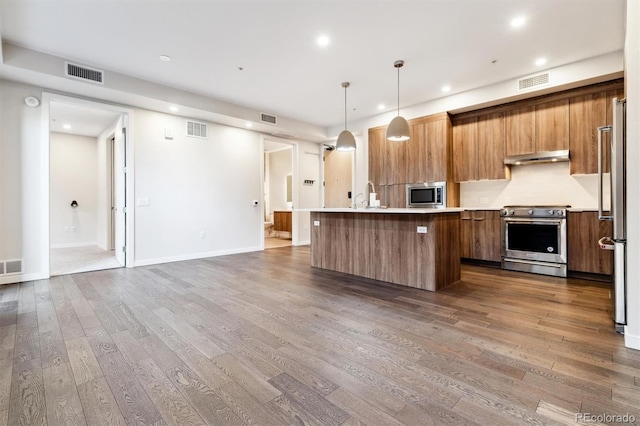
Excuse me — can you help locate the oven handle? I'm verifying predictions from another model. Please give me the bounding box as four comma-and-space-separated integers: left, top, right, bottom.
598, 125, 613, 221
504, 258, 564, 268
502, 218, 564, 225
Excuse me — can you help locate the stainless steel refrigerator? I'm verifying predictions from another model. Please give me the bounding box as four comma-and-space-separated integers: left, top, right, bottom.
598, 97, 626, 334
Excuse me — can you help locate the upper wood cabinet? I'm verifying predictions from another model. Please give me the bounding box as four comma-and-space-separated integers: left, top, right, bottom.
569, 86, 624, 175
452, 117, 478, 182
505, 100, 568, 156
368, 127, 386, 186
506, 106, 535, 156
452, 112, 509, 182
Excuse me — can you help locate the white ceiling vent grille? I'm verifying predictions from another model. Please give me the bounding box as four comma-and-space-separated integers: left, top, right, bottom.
65, 62, 104, 85
518, 73, 550, 91
270, 131, 296, 140
186, 120, 208, 139
260, 113, 278, 126
0, 259, 23, 276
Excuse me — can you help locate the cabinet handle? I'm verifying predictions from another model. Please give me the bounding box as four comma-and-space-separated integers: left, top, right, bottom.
461, 217, 472, 221
473, 218, 484, 221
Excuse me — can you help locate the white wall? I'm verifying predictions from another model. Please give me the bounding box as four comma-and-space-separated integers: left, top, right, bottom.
0, 79, 45, 283
267, 148, 292, 218
624, 1, 640, 350
293, 141, 323, 245
133, 109, 264, 265
460, 163, 607, 209
49, 132, 98, 247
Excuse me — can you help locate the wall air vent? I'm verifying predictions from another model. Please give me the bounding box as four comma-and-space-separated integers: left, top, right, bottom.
518, 73, 550, 91
65, 62, 104, 85
260, 113, 278, 125
0, 259, 23, 276
186, 120, 208, 139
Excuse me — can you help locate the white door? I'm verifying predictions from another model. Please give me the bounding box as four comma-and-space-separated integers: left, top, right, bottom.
113, 116, 127, 266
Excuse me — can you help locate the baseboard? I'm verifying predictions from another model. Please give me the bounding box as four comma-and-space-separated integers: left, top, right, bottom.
624, 329, 640, 350
0, 272, 47, 285
294, 240, 310, 246
51, 242, 98, 249
134, 246, 263, 267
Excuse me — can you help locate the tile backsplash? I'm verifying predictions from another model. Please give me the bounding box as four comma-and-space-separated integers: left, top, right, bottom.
460, 162, 610, 209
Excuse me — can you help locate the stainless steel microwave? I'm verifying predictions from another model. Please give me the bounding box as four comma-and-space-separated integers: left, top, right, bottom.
406, 182, 447, 208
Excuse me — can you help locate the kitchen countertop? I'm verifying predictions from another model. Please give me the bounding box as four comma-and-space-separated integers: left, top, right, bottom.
298, 207, 463, 214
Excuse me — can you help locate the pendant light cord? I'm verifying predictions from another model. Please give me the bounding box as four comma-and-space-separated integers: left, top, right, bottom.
344, 85, 348, 130
397, 66, 400, 117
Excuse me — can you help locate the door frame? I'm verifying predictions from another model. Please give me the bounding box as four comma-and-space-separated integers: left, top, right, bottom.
260, 136, 299, 247
41, 92, 135, 276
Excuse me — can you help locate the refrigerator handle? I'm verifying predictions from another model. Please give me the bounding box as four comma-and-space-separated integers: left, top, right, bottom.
597, 125, 612, 221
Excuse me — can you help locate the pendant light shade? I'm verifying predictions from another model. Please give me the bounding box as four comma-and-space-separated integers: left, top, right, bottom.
336, 82, 356, 151
386, 60, 410, 142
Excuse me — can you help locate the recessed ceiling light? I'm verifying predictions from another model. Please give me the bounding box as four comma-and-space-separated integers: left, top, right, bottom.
63, 124, 71, 130
377, 104, 385, 111
159, 55, 172, 62
316, 35, 330, 47
169, 106, 178, 112
441, 85, 451, 93
535, 57, 547, 66
245, 122, 253, 128
510, 16, 526, 28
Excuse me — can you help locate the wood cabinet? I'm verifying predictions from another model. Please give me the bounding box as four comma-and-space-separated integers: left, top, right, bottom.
569, 86, 624, 175
368, 113, 459, 206
460, 210, 501, 262
506, 100, 568, 156
273, 211, 292, 234
568, 211, 613, 275
452, 112, 509, 182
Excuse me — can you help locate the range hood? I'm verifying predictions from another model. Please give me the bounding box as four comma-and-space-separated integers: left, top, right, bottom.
504, 149, 570, 166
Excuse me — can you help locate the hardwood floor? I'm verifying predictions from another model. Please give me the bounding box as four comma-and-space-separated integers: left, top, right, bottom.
0, 246, 639, 425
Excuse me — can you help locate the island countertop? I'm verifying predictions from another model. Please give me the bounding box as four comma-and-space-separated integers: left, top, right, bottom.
297, 207, 464, 214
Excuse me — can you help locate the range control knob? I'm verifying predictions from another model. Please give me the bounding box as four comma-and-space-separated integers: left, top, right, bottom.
528, 209, 534, 215
548, 210, 554, 216
556, 210, 564, 216
500, 209, 508, 216
509, 209, 515, 216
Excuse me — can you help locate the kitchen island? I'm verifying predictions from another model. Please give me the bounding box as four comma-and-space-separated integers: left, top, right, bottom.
308, 208, 462, 291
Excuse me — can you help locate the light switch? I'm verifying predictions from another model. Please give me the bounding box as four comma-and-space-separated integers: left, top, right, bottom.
165, 128, 174, 140
417, 226, 427, 234
137, 198, 151, 207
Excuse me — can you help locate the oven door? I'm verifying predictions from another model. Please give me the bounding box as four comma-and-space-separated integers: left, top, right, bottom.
502, 218, 567, 264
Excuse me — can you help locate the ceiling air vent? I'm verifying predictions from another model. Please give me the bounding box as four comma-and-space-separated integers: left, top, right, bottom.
65, 62, 104, 85
260, 113, 278, 126
186, 120, 208, 139
270, 131, 296, 140
518, 73, 549, 91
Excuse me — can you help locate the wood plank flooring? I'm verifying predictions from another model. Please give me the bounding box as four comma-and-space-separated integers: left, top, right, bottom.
1, 246, 639, 425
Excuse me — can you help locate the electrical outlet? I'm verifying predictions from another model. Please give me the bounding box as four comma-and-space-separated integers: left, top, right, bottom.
417, 226, 427, 234
71, 226, 77, 232
200, 231, 206, 239
137, 198, 151, 207
313, 220, 320, 226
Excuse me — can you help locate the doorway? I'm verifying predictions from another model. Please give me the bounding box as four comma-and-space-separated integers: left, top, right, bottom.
264, 140, 294, 249
46, 97, 131, 276
324, 146, 353, 207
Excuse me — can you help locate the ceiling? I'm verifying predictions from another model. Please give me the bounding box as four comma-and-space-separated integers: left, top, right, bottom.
49, 101, 121, 137
0, 0, 625, 129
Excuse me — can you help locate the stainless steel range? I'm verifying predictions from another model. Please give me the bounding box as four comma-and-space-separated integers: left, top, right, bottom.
500, 206, 570, 277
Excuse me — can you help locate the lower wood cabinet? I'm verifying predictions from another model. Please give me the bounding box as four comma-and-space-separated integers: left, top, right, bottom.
273, 211, 292, 233
567, 211, 613, 275
460, 210, 501, 262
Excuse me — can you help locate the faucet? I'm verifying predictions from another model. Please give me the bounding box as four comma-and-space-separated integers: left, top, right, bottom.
353, 193, 365, 208
366, 181, 376, 206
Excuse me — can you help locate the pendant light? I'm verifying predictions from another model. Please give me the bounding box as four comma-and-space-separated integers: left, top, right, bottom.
386, 60, 410, 141
335, 82, 356, 151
